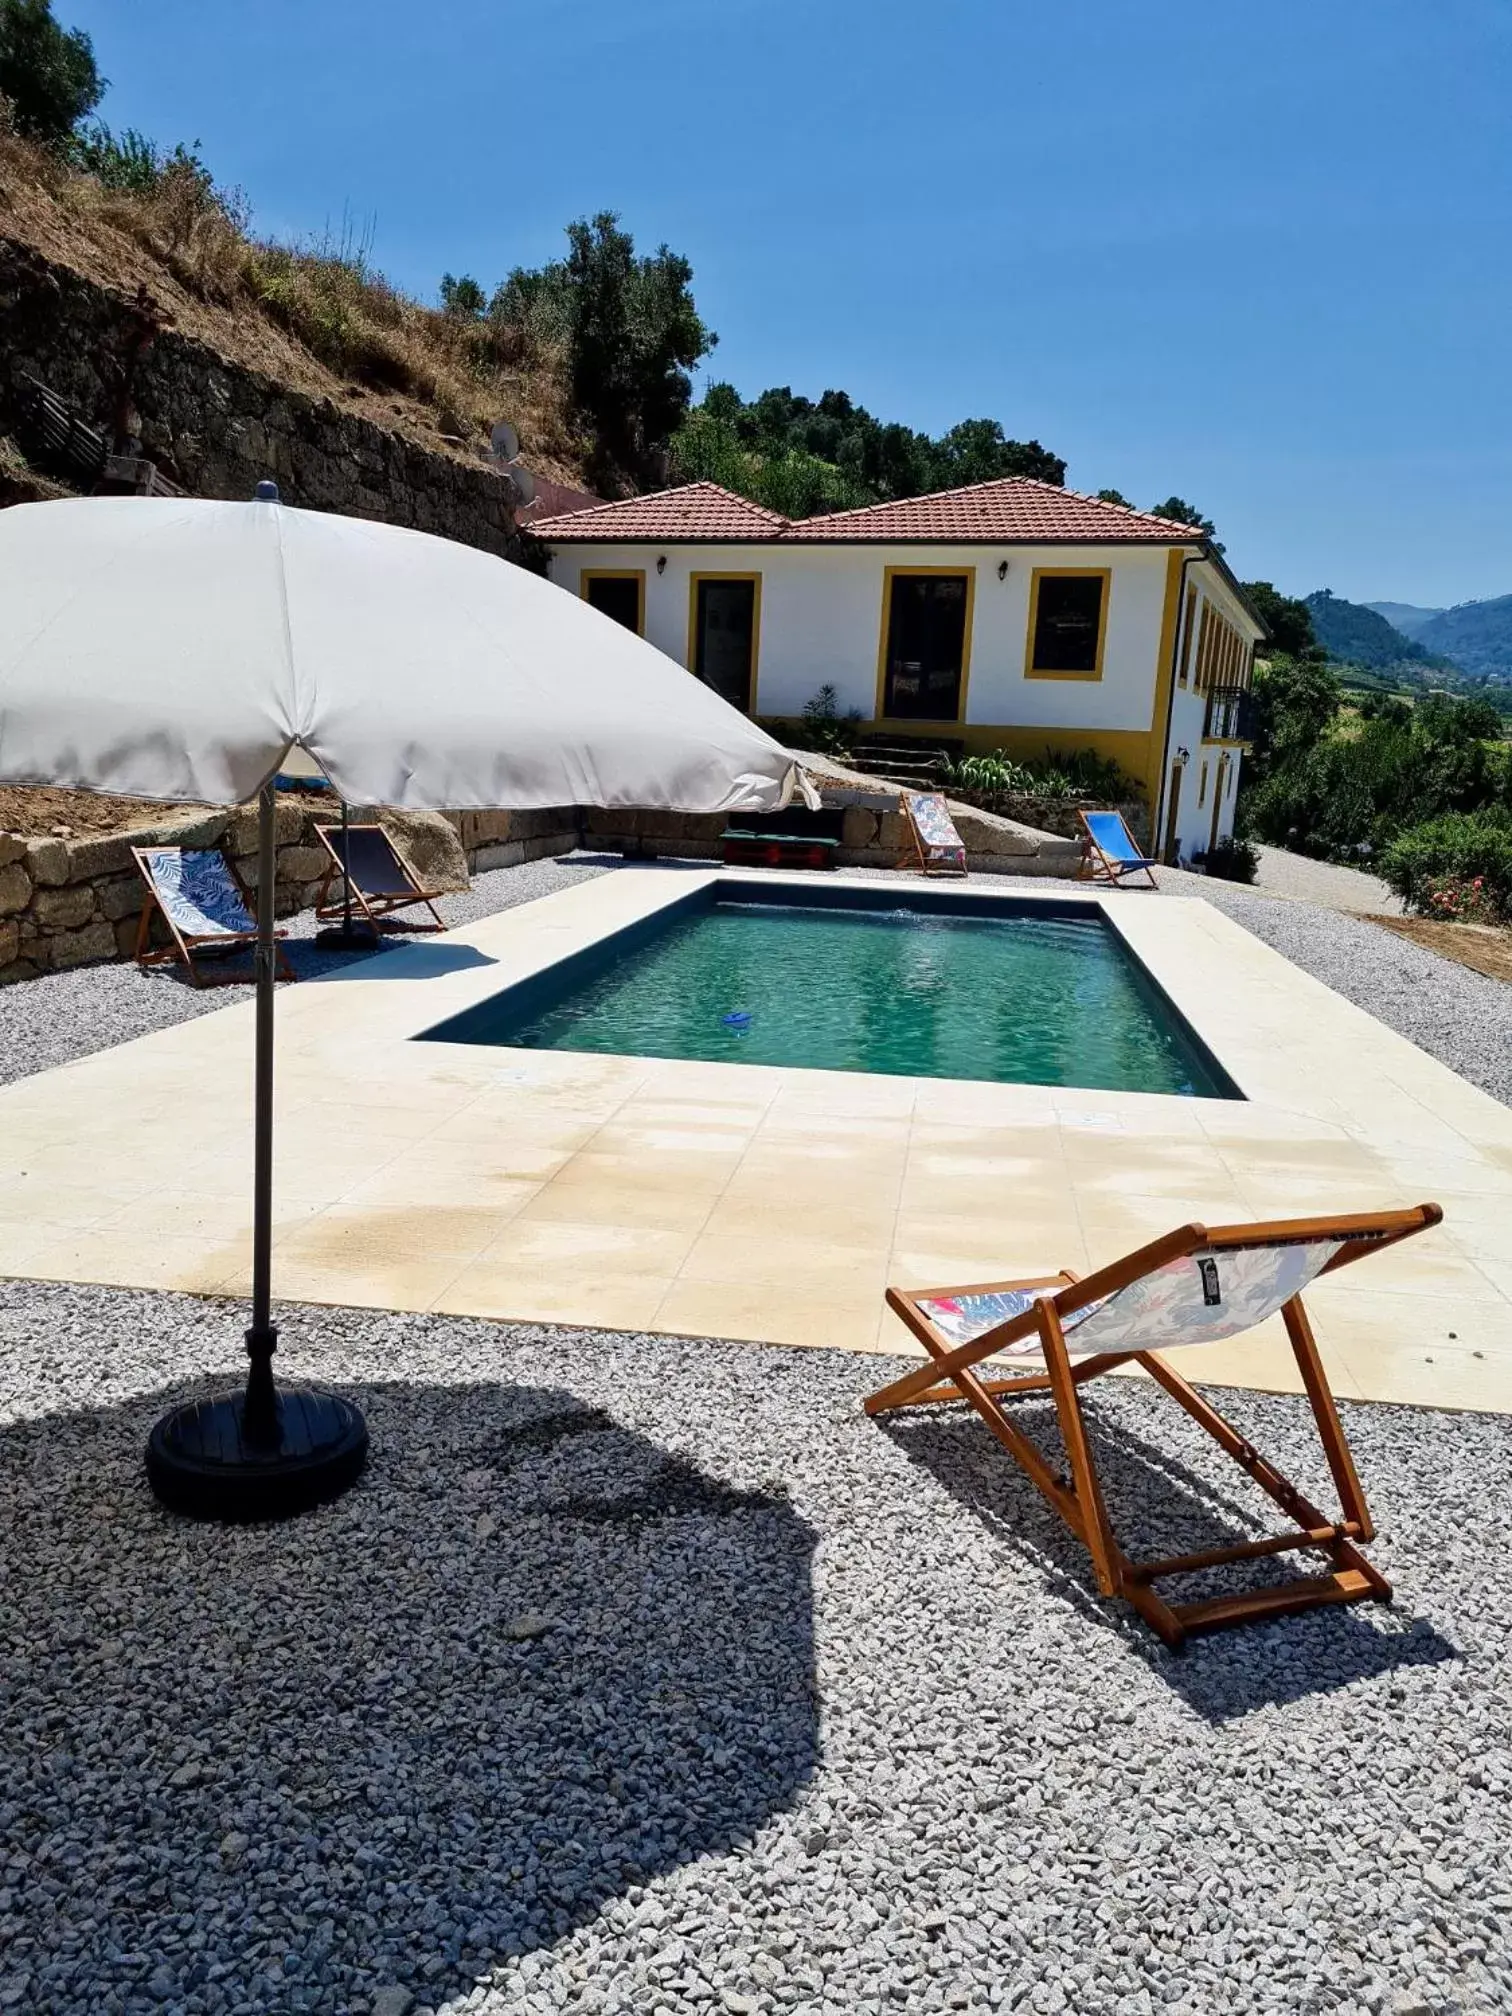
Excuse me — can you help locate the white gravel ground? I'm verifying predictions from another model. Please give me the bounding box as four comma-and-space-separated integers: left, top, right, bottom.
0, 1281, 1509, 2016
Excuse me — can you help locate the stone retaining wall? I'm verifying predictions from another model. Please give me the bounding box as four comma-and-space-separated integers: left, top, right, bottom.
0, 803, 578, 985
0, 238, 528, 561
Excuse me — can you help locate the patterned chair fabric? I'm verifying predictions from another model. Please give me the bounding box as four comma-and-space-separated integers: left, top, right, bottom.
139, 849, 255, 938
918, 1239, 1344, 1358
907, 792, 968, 870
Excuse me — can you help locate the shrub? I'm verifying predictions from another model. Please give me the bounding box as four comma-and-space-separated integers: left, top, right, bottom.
777, 684, 862, 759
1378, 810, 1512, 920
936, 746, 1138, 803
1196, 835, 1259, 884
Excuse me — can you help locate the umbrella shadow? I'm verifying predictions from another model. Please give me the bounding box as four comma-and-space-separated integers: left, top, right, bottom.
0, 1377, 818, 2011
880, 1386, 1456, 1721
309, 939, 499, 982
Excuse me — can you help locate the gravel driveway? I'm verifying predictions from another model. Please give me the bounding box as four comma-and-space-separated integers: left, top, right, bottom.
1, 1280, 1508, 2016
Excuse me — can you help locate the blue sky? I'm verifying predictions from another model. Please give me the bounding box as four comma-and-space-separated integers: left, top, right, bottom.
63, 0, 1512, 606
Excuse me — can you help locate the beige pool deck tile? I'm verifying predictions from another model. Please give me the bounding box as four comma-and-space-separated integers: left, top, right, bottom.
0, 863, 1508, 1415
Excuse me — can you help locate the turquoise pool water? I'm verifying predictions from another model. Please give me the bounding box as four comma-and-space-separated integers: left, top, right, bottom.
426, 893, 1234, 1098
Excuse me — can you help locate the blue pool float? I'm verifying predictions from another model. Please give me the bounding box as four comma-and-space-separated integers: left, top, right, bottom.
721, 1010, 753, 1028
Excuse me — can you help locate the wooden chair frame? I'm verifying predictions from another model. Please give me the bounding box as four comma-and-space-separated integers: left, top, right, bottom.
314, 822, 446, 934
867, 1205, 1442, 1645
1078, 808, 1158, 889
131, 846, 296, 990
897, 791, 969, 878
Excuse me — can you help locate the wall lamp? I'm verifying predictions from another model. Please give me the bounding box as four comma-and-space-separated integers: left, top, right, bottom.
656, 555, 667, 575
997, 560, 1009, 581
1174, 746, 1192, 767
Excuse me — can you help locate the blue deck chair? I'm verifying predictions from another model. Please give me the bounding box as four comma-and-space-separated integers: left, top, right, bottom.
132, 846, 296, 988
1079, 809, 1158, 887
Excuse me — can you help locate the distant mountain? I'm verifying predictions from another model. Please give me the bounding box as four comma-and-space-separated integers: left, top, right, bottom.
1412, 595, 1512, 680
1365, 601, 1444, 641
1305, 590, 1442, 671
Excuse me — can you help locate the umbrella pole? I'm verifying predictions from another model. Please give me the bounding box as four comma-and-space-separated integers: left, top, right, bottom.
143, 781, 369, 1521
242, 781, 280, 1441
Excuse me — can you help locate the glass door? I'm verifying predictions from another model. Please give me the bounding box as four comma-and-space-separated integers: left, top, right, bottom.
692, 577, 758, 712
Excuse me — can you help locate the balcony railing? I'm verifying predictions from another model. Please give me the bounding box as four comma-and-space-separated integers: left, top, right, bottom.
1203, 686, 1254, 743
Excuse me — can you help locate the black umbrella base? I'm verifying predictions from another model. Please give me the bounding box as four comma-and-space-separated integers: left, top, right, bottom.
146, 1387, 368, 1522
313, 921, 380, 951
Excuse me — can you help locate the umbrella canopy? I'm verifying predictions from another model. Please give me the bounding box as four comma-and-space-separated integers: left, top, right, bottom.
0, 493, 804, 812
0, 489, 814, 1521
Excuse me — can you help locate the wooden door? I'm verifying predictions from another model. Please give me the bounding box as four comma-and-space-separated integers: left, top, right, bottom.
1163, 761, 1184, 865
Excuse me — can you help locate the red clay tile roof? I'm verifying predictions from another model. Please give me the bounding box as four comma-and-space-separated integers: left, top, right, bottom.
534, 476, 1206, 546
783, 479, 1205, 543
531, 481, 790, 542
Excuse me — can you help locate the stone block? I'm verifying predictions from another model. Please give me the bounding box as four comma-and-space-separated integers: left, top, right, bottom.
32, 883, 97, 931
113, 915, 143, 957
63, 833, 135, 878
877, 811, 907, 854
0, 860, 31, 916
226, 800, 306, 857
0, 833, 26, 869
278, 845, 329, 884
841, 806, 880, 849
23, 838, 69, 887
99, 875, 147, 922
0, 918, 17, 969
383, 809, 469, 892
51, 918, 117, 969
0, 958, 40, 987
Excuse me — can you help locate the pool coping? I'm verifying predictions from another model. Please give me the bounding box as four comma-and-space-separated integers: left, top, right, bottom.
0, 861, 1509, 1413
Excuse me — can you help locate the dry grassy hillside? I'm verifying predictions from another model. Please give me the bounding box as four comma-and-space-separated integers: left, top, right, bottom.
0, 131, 588, 486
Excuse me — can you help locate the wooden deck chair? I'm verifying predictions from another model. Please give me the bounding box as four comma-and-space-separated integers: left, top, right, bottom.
314, 822, 446, 933
867, 1205, 1443, 1646
899, 791, 968, 876
1079, 809, 1159, 888
132, 846, 296, 989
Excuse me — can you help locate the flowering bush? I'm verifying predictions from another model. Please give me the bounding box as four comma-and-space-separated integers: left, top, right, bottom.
1421, 875, 1502, 925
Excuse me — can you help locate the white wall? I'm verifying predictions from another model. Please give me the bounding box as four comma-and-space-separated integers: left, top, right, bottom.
550, 540, 1177, 735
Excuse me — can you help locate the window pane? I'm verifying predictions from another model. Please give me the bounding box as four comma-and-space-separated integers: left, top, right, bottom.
1032, 575, 1104, 673
884, 575, 968, 720
585, 575, 641, 631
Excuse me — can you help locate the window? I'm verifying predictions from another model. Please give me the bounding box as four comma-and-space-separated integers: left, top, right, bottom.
1178, 584, 1197, 686
878, 570, 974, 721
582, 570, 644, 634
1026, 569, 1109, 678
689, 574, 760, 712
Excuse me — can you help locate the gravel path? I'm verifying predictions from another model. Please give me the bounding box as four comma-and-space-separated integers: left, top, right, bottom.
1246, 845, 1401, 916
1, 1279, 1509, 2015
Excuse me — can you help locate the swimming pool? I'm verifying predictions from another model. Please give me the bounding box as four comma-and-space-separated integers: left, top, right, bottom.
420, 881, 1240, 1099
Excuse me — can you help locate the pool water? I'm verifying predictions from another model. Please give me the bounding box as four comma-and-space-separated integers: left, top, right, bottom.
425, 893, 1235, 1098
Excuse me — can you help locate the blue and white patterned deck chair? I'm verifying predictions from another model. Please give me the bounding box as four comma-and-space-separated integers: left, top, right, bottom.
899, 791, 968, 877
1079, 808, 1158, 888
132, 846, 295, 988
868, 1205, 1442, 1645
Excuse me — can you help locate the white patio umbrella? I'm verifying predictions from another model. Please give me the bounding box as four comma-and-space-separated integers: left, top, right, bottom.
0, 486, 809, 1518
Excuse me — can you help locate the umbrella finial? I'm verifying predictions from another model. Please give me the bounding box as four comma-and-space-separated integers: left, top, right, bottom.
253, 479, 281, 502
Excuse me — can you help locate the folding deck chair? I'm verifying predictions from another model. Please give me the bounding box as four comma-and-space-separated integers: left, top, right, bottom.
867, 1205, 1443, 1645
315, 821, 447, 933
899, 791, 968, 876
1079, 809, 1159, 888
132, 846, 296, 988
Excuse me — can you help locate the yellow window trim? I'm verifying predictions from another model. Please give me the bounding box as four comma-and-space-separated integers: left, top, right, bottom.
580, 567, 646, 637
1024, 566, 1112, 681
687, 571, 763, 708
873, 565, 977, 726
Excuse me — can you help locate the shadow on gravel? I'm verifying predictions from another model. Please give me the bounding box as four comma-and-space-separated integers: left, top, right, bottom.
0, 1379, 818, 2015
882, 1387, 1457, 1721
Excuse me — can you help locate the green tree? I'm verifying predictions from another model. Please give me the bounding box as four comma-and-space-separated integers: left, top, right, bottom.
931, 419, 1065, 487
1246, 655, 1341, 783
491, 213, 714, 492
1241, 581, 1321, 661
1150, 496, 1223, 553
439, 272, 486, 320
1095, 487, 1133, 508
0, 0, 102, 146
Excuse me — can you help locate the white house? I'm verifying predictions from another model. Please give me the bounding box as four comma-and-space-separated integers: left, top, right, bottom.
534, 477, 1265, 863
